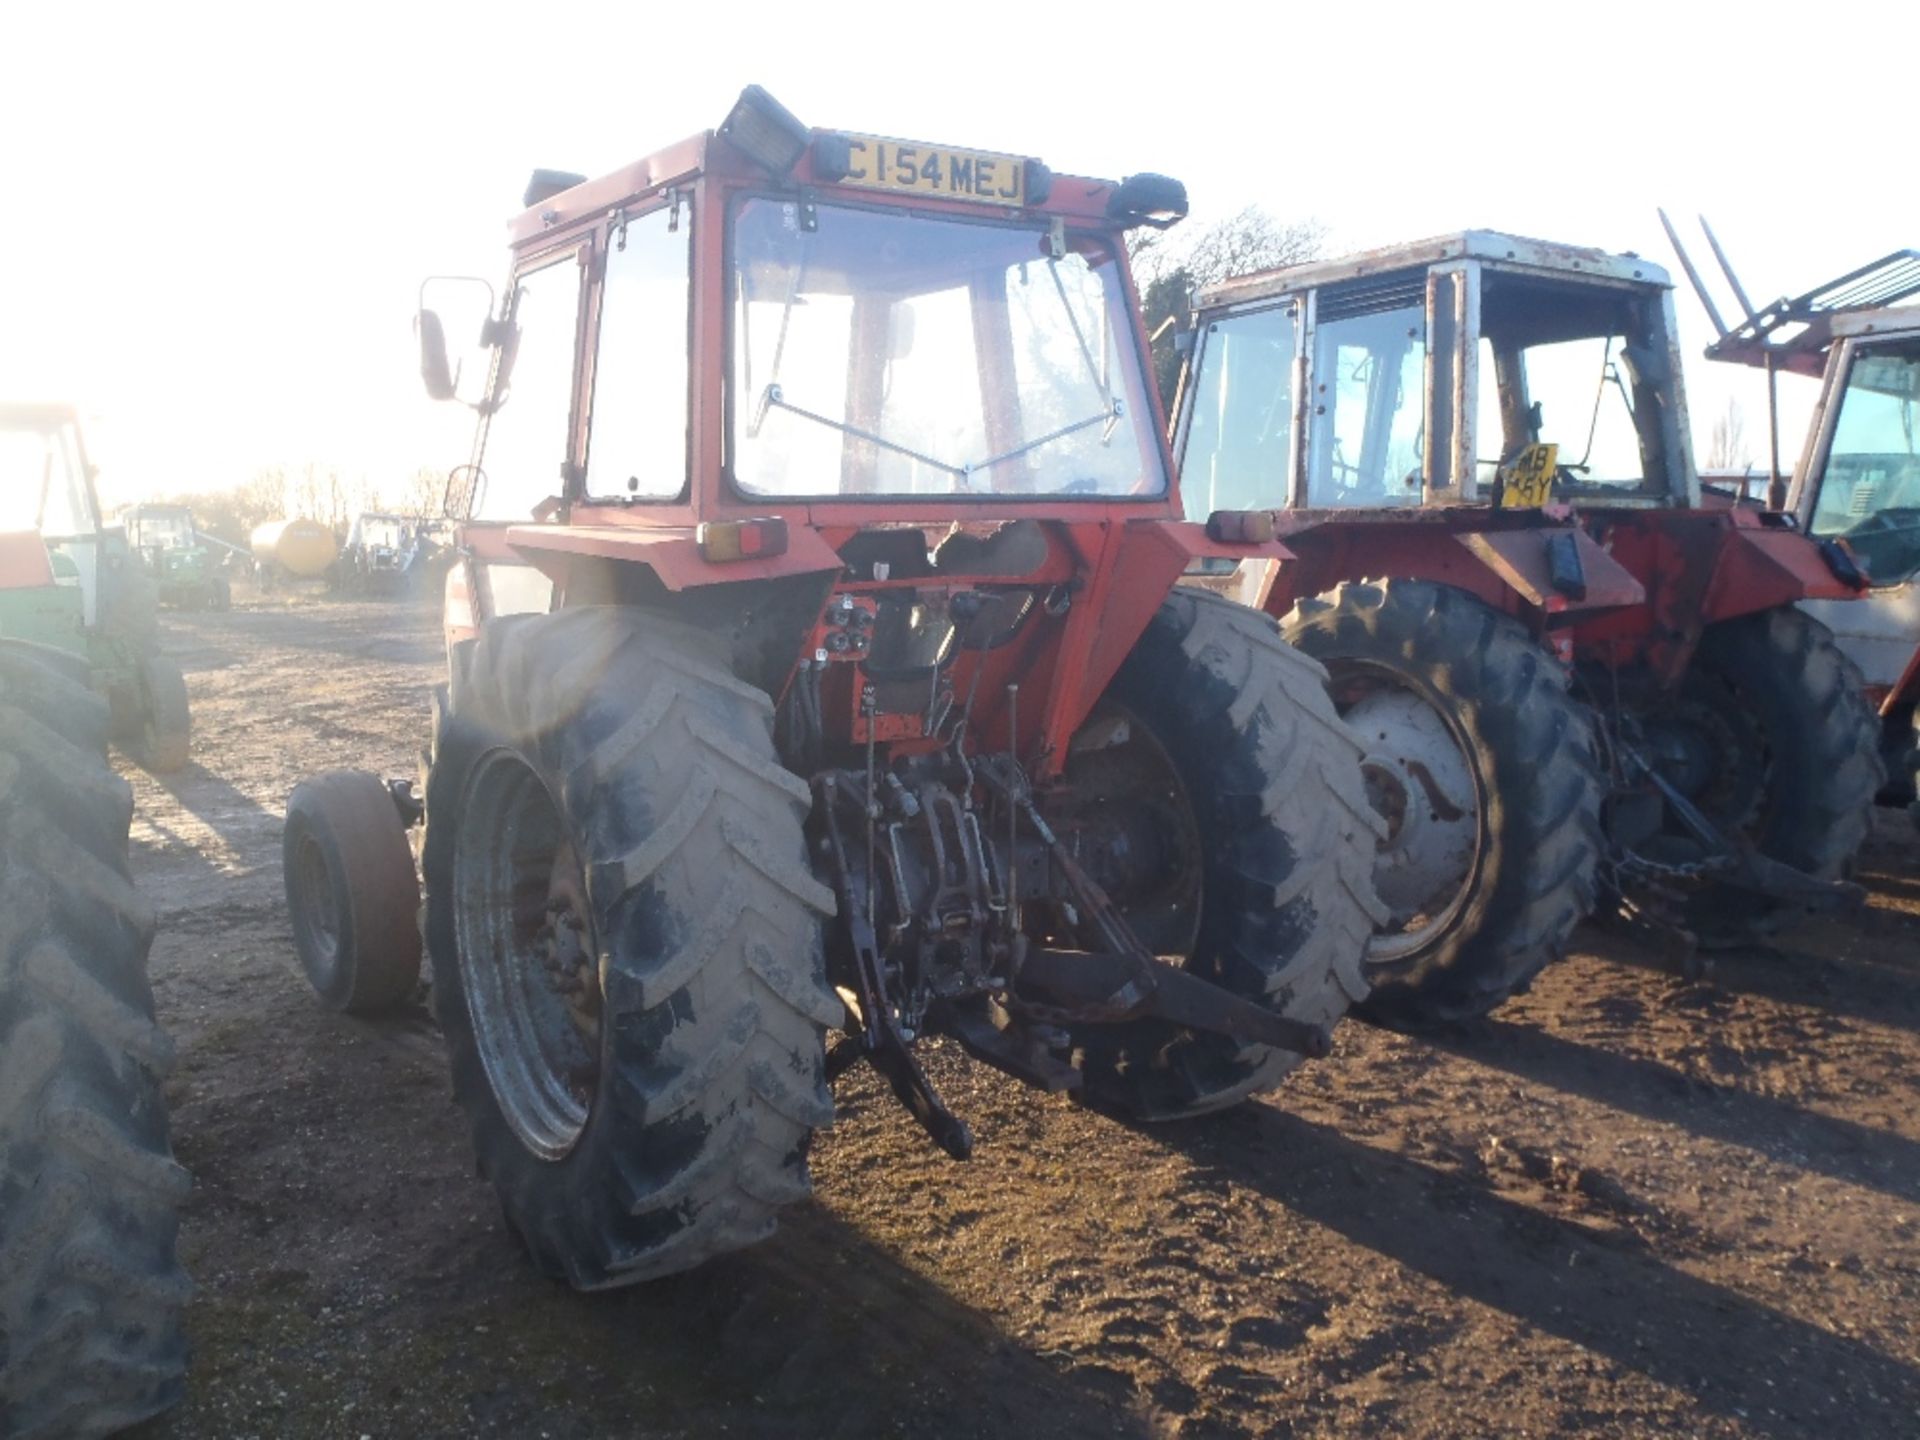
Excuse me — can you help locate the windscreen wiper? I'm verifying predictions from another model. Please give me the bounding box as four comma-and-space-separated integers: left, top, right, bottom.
753, 383, 1120, 492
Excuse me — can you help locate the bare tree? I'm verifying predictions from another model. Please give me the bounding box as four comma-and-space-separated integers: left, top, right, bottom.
1183, 207, 1327, 290
382, 465, 449, 519
1132, 206, 1327, 407
1706, 398, 1752, 471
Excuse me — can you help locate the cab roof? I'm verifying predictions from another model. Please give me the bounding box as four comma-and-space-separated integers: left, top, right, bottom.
505, 126, 1140, 251
1197, 230, 1671, 312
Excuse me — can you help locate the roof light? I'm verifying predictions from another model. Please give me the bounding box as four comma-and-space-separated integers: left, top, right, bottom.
1107, 173, 1188, 231
719, 85, 811, 177
522, 169, 587, 209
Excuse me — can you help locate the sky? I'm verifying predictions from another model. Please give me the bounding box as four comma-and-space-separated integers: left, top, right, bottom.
4, 0, 1908, 505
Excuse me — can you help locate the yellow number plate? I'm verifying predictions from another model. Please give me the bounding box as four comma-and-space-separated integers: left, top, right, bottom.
1498, 443, 1559, 508
839, 134, 1027, 206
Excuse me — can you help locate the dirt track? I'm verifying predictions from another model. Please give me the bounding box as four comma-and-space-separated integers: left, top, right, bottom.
123, 595, 1920, 1440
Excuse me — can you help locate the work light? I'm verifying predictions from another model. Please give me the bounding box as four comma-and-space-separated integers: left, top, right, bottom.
719, 85, 811, 177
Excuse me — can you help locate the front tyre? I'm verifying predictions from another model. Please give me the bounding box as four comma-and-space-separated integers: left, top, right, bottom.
283, 770, 422, 1013
1065, 590, 1384, 1120
1284, 581, 1602, 1028
423, 607, 841, 1289
134, 653, 190, 773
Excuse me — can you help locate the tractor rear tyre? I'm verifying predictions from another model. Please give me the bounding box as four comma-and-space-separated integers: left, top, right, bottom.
1657, 607, 1882, 945
0, 643, 189, 1438
1065, 589, 1384, 1120
134, 653, 190, 773
283, 770, 422, 1014
423, 607, 840, 1288
1283, 580, 1603, 1028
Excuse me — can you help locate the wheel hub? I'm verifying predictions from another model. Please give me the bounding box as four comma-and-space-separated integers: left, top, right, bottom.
1339, 678, 1482, 960
454, 750, 602, 1160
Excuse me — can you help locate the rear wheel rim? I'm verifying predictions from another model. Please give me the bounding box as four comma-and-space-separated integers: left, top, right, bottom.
455, 748, 600, 1160
1332, 662, 1484, 964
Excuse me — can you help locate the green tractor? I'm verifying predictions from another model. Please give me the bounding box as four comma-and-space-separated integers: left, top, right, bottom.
0, 404, 192, 770
1, 410, 192, 1428
124, 502, 234, 611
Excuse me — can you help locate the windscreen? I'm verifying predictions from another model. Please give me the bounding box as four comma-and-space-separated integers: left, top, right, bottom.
136, 511, 194, 548
730, 199, 1165, 498
1810, 341, 1920, 585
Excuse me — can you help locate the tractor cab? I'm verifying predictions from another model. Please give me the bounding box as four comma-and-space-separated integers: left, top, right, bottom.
125, 503, 198, 554
1176, 231, 1696, 520
0, 404, 191, 765
1796, 313, 1920, 598
0, 402, 108, 646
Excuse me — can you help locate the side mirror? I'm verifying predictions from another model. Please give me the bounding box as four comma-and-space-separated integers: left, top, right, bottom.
444, 463, 485, 520
417, 309, 456, 401
416, 276, 498, 408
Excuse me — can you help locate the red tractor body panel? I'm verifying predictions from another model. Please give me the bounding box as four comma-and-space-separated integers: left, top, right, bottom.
0, 532, 55, 590
1567, 507, 1863, 681
1258, 510, 1643, 629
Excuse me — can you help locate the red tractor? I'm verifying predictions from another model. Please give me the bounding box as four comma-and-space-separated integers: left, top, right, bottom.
281, 89, 1383, 1289
1172, 231, 1881, 1014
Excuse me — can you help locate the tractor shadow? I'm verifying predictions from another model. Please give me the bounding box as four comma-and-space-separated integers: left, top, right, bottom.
125, 759, 287, 910
1579, 920, 1920, 1038
556, 1204, 1153, 1439
1145, 1105, 1920, 1440
1429, 1019, 1920, 1206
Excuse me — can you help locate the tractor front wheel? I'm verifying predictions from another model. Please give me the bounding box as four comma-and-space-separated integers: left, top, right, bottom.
283, 770, 422, 1013
1062, 589, 1384, 1120
423, 607, 840, 1288
134, 653, 190, 773
1284, 581, 1602, 1028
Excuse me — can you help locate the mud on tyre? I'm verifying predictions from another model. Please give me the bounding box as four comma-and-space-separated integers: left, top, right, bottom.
1066, 589, 1383, 1120
0, 642, 190, 1438
423, 607, 841, 1289
1284, 580, 1603, 1029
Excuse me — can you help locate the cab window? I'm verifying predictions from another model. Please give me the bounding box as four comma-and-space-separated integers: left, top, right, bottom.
585, 204, 692, 501
1178, 303, 1297, 520
1305, 297, 1425, 508
476, 252, 584, 522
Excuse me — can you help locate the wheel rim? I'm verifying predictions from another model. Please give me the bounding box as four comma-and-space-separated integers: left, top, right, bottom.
454, 748, 601, 1160
1332, 663, 1484, 964
1048, 703, 1204, 961
292, 831, 341, 985
1635, 680, 1770, 855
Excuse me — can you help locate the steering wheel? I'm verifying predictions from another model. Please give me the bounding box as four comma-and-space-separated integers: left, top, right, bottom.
1843, 506, 1920, 539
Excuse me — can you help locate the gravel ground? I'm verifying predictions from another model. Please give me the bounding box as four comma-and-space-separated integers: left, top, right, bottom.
122, 593, 1920, 1440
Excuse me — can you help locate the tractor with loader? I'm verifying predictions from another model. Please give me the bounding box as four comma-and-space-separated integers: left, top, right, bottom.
0, 406, 190, 1434
280, 88, 1384, 1290
1171, 231, 1881, 1015
123, 501, 235, 612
